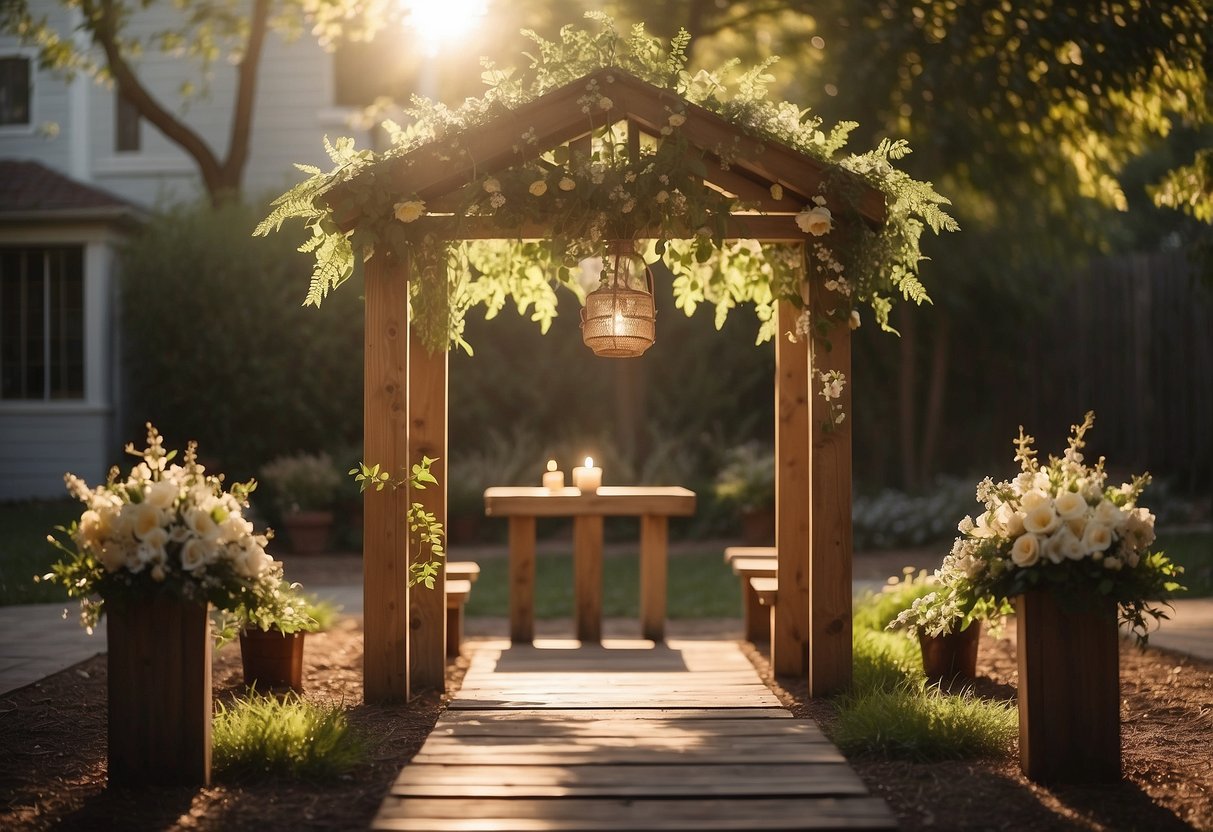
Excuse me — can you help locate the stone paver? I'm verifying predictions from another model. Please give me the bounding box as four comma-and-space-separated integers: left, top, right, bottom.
2, 579, 1211, 695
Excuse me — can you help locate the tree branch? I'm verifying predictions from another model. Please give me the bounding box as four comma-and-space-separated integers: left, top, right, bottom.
221, 0, 271, 198
87, 0, 226, 197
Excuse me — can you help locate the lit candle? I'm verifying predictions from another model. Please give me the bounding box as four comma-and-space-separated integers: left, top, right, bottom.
572, 456, 602, 493
542, 459, 564, 491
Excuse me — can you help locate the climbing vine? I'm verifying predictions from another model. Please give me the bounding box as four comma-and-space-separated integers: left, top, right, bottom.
257, 14, 958, 353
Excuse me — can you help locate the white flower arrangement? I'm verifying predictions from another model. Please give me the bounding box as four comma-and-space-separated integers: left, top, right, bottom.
44, 424, 279, 631
892, 412, 1184, 642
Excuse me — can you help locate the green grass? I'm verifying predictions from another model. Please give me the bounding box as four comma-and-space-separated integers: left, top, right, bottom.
832, 581, 1018, 761
465, 548, 738, 619
1158, 530, 1213, 597
831, 684, 1018, 761
0, 499, 80, 606
212, 693, 367, 780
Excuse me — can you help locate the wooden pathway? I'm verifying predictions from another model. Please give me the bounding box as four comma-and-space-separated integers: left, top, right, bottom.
373, 638, 895, 831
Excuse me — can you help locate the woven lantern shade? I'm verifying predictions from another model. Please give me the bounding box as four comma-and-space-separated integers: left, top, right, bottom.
580, 240, 656, 358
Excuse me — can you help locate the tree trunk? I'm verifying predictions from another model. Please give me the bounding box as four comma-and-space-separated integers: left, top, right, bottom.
919, 311, 951, 483
897, 304, 919, 490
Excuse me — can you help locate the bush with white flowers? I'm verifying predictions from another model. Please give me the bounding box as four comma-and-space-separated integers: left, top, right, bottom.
894, 412, 1184, 642
44, 423, 280, 631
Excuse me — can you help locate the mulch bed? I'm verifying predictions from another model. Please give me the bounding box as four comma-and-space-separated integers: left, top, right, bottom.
0, 616, 467, 831
2, 615, 1211, 830
745, 626, 1213, 831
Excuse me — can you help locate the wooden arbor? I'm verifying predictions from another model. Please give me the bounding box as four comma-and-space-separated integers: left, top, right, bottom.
332, 68, 887, 703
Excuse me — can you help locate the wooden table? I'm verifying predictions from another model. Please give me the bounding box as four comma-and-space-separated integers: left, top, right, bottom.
483, 486, 697, 643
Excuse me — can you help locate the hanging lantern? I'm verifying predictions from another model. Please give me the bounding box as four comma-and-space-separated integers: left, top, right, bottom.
580, 240, 656, 358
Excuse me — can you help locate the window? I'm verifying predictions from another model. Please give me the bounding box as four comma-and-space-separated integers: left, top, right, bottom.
0, 55, 31, 126
0, 247, 85, 401
115, 89, 141, 152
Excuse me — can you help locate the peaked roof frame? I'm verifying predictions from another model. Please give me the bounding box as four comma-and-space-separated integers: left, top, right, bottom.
328, 67, 886, 240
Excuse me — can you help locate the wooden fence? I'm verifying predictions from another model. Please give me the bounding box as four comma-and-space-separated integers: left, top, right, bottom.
1026, 251, 1212, 492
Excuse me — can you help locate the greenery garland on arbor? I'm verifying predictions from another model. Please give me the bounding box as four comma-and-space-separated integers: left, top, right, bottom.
257, 14, 959, 354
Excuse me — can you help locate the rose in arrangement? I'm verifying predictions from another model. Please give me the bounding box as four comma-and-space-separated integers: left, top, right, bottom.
893, 412, 1183, 643
43, 424, 279, 631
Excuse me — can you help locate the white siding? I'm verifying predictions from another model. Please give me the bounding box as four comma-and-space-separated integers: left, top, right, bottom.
0, 23, 74, 174
0, 409, 111, 499
0, 224, 121, 500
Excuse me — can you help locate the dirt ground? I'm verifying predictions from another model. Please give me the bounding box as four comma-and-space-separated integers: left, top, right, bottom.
2, 614, 1211, 831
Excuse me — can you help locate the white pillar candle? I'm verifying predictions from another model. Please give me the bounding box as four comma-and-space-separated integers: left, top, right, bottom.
542, 459, 564, 491
572, 456, 602, 493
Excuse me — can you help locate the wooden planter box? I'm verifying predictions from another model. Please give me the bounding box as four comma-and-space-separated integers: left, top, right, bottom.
106, 596, 211, 786
1016, 589, 1120, 784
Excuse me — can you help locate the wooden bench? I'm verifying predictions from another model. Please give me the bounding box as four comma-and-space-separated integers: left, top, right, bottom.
725, 547, 777, 643
750, 576, 779, 646
444, 561, 480, 659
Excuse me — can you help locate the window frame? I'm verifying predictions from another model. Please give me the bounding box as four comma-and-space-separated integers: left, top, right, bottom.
0, 50, 36, 135
0, 245, 87, 403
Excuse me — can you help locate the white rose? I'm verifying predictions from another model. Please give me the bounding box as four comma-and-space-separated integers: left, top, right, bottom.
795, 205, 832, 236
1124, 507, 1156, 549
528, 180, 547, 197
1081, 522, 1114, 554
150, 564, 167, 582
667, 112, 686, 127
1046, 525, 1085, 562
393, 199, 426, 223
770, 183, 784, 201
482, 177, 501, 194
993, 502, 1023, 536
218, 514, 253, 544
186, 506, 220, 541
1054, 490, 1088, 521
1023, 503, 1061, 536
1020, 488, 1050, 512
849, 310, 861, 330
97, 543, 126, 572
971, 511, 997, 539
180, 538, 208, 571
1066, 517, 1087, 539
1093, 499, 1125, 530
1010, 533, 1042, 567
140, 526, 169, 549
79, 510, 103, 550
146, 479, 178, 510
558, 177, 576, 191
129, 501, 163, 539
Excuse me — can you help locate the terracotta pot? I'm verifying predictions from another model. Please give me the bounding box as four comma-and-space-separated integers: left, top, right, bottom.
1016, 589, 1120, 784
239, 627, 305, 692
282, 509, 333, 555
106, 596, 211, 786
918, 622, 981, 684
740, 507, 775, 546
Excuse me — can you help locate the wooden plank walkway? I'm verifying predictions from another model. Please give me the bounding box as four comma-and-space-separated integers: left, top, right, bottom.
374, 638, 895, 831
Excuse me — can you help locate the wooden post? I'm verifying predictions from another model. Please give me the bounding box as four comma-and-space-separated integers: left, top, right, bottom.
408, 319, 448, 692
639, 514, 668, 642
773, 298, 810, 677
106, 597, 211, 786
1016, 590, 1121, 783
363, 253, 411, 703
808, 286, 854, 697
574, 515, 604, 643
508, 516, 536, 643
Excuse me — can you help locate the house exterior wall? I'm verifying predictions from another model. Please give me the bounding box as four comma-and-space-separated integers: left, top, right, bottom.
3, 2, 367, 207
0, 222, 122, 499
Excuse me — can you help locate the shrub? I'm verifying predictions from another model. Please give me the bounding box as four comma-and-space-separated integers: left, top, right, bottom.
120, 201, 364, 482
212, 693, 366, 780
259, 453, 344, 513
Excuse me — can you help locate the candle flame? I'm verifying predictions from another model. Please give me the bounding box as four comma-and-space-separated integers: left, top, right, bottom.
546, 459, 557, 472
584, 456, 594, 467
